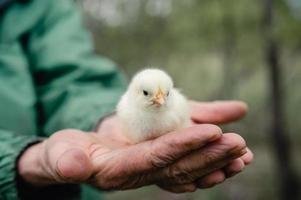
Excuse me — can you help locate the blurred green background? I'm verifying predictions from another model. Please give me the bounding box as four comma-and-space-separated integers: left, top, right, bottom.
80, 0, 301, 199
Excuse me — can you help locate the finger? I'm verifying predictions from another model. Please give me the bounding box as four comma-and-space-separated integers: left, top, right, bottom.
56, 148, 93, 182
91, 124, 223, 187
146, 124, 222, 168
44, 130, 94, 183
159, 183, 197, 193
150, 133, 247, 185
223, 158, 245, 178
190, 101, 248, 124
240, 148, 254, 165
196, 170, 225, 188
125, 124, 222, 171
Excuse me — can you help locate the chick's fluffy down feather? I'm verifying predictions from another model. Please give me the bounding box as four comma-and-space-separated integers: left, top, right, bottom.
116, 69, 190, 143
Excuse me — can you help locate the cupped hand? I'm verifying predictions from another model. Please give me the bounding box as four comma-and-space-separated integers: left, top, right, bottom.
18, 100, 253, 193
95, 100, 252, 192
18, 125, 246, 191
96, 100, 253, 192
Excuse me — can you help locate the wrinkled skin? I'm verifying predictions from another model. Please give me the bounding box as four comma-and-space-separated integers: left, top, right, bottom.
18, 101, 253, 193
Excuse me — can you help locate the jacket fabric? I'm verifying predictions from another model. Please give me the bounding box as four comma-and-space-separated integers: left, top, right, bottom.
0, 0, 126, 199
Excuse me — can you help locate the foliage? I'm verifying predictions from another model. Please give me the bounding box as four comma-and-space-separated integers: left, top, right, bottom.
80, 0, 301, 199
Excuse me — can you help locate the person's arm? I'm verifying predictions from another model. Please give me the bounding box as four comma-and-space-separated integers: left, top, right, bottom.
0, 129, 40, 199
25, 0, 126, 136
17, 125, 248, 192
14, 0, 125, 198
16, 101, 252, 196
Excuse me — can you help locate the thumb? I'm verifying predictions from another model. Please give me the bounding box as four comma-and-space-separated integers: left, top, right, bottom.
190, 101, 248, 124
55, 148, 93, 183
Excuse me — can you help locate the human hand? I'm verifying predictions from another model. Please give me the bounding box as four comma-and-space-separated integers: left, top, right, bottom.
18, 100, 252, 193
94, 100, 253, 192
187, 100, 253, 190
18, 127, 245, 192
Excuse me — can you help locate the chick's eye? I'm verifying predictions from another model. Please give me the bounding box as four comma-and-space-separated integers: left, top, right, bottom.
167, 91, 170, 96
143, 90, 149, 96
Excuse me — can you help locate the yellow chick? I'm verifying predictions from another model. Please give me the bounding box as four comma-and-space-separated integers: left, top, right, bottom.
117, 68, 190, 143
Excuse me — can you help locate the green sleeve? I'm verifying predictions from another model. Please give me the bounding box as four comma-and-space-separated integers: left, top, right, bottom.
26, 0, 126, 136
0, 129, 39, 199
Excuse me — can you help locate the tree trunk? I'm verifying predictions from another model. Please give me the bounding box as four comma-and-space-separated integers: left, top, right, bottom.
262, 0, 299, 199
220, 1, 236, 99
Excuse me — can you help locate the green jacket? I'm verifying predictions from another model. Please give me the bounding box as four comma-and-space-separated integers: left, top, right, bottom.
0, 0, 126, 199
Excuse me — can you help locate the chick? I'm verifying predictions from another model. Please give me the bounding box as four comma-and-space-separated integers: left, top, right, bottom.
117, 68, 190, 143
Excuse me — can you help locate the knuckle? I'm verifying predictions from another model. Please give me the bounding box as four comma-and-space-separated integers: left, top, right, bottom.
167, 165, 182, 178
148, 141, 176, 168
166, 165, 195, 184
203, 150, 219, 165
149, 151, 172, 168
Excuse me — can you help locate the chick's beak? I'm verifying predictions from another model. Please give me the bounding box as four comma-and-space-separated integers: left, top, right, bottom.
152, 89, 165, 106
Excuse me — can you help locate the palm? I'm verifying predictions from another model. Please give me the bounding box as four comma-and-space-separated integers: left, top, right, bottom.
90, 100, 252, 189
39, 100, 252, 192
44, 129, 154, 189
95, 100, 248, 145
